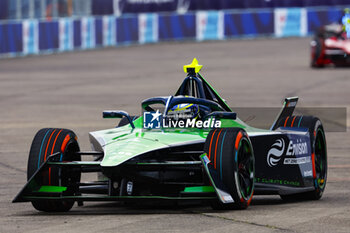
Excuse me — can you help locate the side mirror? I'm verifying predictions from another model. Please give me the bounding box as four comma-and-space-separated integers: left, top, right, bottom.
204, 111, 237, 120
103, 110, 135, 128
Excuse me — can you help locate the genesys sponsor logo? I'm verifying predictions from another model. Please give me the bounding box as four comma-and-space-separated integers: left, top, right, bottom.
143, 110, 221, 129
267, 138, 309, 167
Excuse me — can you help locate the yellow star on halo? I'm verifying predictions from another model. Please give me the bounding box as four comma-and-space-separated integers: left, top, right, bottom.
183, 58, 203, 74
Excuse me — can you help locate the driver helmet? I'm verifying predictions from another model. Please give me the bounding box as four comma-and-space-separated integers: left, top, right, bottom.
342, 9, 350, 33
168, 103, 199, 120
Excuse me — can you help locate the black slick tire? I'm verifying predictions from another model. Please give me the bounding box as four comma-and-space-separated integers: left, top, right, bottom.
276, 116, 327, 201
27, 128, 81, 212
204, 128, 255, 210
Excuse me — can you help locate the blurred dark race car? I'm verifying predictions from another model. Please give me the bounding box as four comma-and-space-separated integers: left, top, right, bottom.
310, 23, 350, 67
311, 9, 350, 68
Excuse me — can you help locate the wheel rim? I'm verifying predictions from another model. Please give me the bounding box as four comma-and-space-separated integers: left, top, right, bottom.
314, 128, 327, 189
236, 138, 254, 200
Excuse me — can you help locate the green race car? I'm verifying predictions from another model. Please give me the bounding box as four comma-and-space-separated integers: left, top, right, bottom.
13, 59, 327, 211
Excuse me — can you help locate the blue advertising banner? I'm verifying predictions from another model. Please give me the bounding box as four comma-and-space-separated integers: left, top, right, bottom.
159, 14, 196, 40
38, 21, 59, 51
73, 19, 82, 48
274, 8, 307, 37
103, 15, 116, 46
139, 13, 158, 44
196, 11, 224, 41
117, 17, 138, 44
23, 19, 38, 55
59, 18, 73, 51
0, 23, 22, 54
224, 11, 274, 37
95, 18, 103, 46
81, 17, 95, 49
307, 9, 343, 33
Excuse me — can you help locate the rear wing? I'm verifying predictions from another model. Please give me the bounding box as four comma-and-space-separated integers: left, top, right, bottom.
270, 97, 298, 130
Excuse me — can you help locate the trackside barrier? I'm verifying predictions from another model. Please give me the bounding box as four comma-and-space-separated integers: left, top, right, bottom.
0, 7, 348, 58
274, 8, 308, 37
224, 11, 274, 38
196, 11, 224, 41
307, 8, 343, 33
159, 13, 196, 41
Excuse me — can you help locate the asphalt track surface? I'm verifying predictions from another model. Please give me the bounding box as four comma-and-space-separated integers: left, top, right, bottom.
1, 37, 350, 233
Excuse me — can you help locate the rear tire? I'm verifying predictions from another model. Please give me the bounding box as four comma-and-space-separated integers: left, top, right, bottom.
27, 128, 81, 212
276, 116, 327, 201
204, 128, 255, 210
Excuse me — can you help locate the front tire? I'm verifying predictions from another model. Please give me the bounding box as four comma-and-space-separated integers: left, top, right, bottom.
27, 128, 81, 212
311, 37, 325, 68
204, 128, 255, 210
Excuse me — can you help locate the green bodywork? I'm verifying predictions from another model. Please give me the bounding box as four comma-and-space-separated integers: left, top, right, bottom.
90, 73, 269, 168
12, 60, 281, 205
38, 186, 67, 193
183, 186, 215, 193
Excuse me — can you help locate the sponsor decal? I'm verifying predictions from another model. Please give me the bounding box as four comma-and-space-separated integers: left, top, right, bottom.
202, 155, 210, 164
267, 138, 309, 167
284, 156, 311, 165
126, 181, 133, 195
286, 101, 297, 107
255, 177, 300, 187
143, 110, 221, 129
286, 139, 308, 156
267, 139, 285, 167
221, 193, 234, 202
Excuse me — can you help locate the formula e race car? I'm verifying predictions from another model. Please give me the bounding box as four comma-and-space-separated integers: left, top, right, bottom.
311, 23, 350, 67
13, 59, 327, 211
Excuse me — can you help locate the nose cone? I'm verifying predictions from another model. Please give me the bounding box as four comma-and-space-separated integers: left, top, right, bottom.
99, 128, 207, 167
